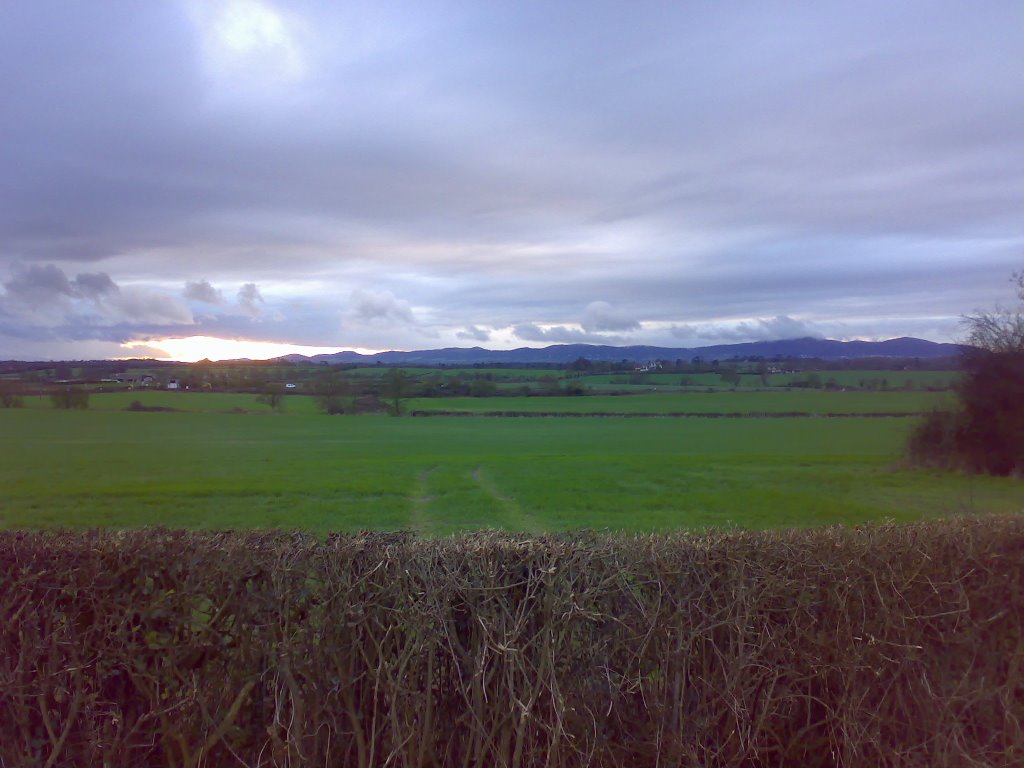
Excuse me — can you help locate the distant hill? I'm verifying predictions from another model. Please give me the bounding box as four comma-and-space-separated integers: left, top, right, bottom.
284, 337, 963, 366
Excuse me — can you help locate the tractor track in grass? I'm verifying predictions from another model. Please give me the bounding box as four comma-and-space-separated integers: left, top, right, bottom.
470, 465, 541, 533
409, 467, 437, 534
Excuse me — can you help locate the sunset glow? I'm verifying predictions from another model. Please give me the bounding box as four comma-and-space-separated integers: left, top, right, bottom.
120, 336, 367, 362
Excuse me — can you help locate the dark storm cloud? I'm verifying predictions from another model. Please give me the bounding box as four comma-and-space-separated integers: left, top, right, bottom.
1, 0, 1022, 356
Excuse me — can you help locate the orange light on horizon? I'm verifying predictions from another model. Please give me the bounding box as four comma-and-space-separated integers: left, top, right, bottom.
120, 336, 376, 362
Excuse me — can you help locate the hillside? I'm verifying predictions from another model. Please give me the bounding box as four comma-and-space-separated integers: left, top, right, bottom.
287, 336, 963, 365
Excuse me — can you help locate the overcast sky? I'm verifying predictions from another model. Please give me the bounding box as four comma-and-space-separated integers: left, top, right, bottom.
2, 1, 1022, 360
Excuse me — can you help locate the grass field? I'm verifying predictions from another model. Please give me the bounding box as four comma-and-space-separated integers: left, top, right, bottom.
406, 390, 951, 414
2, 406, 1019, 534
16, 389, 954, 415
575, 369, 959, 390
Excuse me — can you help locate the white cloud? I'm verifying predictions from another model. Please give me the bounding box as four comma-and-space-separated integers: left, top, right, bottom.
188, 0, 307, 86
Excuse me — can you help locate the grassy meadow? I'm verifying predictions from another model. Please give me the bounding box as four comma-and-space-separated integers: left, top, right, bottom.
405, 390, 951, 414
2, 390, 1019, 534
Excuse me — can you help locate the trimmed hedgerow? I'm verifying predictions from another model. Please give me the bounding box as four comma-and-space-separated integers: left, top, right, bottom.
2, 519, 1022, 766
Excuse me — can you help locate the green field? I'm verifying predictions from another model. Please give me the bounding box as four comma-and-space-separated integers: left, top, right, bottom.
15, 389, 954, 415
2, 405, 1019, 534
406, 390, 951, 414
576, 369, 959, 390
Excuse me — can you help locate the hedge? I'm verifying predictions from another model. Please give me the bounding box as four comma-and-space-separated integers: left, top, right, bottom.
2, 518, 1022, 766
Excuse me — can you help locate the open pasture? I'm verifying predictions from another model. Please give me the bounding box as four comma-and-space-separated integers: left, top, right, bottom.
406, 389, 951, 414
1, 407, 1018, 534
16, 388, 953, 415
575, 369, 958, 391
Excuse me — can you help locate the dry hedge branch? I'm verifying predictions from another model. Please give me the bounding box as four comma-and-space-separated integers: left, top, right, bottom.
1, 518, 1023, 766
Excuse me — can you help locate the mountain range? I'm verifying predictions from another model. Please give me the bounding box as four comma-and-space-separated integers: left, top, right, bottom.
284, 336, 963, 366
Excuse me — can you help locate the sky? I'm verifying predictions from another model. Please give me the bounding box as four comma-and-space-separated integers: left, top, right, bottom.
1, 1, 1023, 361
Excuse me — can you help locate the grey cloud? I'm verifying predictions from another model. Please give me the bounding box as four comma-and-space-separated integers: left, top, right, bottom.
3, 264, 74, 301
108, 287, 193, 326
0, 263, 193, 337
347, 289, 414, 325
581, 301, 640, 332
237, 283, 265, 318
184, 279, 224, 305
73, 272, 119, 298
1, 2, 1022, 355
513, 323, 627, 345
456, 325, 490, 342
672, 316, 825, 344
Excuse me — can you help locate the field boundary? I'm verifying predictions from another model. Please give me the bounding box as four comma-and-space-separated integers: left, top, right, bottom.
3, 518, 1022, 766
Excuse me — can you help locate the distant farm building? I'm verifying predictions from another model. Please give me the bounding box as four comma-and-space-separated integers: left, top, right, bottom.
114, 373, 155, 387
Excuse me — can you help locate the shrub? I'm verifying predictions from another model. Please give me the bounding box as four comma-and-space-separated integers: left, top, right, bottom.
0, 380, 24, 408
905, 409, 962, 469
49, 386, 89, 409
907, 270, 1024, 475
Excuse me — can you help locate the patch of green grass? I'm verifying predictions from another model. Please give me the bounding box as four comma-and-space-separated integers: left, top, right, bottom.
577, 370, 959, 391
20, 391, 324, 414
2, 408, 1019, 533
767, 370, 959, 389
406, 390, 952, 414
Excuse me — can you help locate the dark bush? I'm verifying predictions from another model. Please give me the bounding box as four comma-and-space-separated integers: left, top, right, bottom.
2, 519, 1023, 767
0, 379, 24, 408
905, 409, 962, 469
49, 386, 90, 409
955, 348, 1024, 475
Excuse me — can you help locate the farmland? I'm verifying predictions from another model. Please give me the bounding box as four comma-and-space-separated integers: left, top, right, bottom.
2, 394, 1020, 533
405, 389, 950, 414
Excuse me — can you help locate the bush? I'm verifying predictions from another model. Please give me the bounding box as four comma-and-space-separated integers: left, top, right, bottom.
49, 387, 89, 409
2, 520, 1023, 767
905, 409, 962, 469
0, 380, 24, 408
955, 348, 1024, 475
907, 271, 1024, 475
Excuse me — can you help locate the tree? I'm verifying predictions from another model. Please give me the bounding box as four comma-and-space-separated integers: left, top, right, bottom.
50, 386, 89, 410
256, 384, 287, 413
719, 367, 741, 387
382, 368, 409, 415
0, 379, 24, 408
907, 271, 1024, 475
313, 370, 352, 415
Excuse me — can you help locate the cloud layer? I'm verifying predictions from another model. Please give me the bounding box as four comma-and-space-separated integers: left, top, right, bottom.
1, 1, 1022, 358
